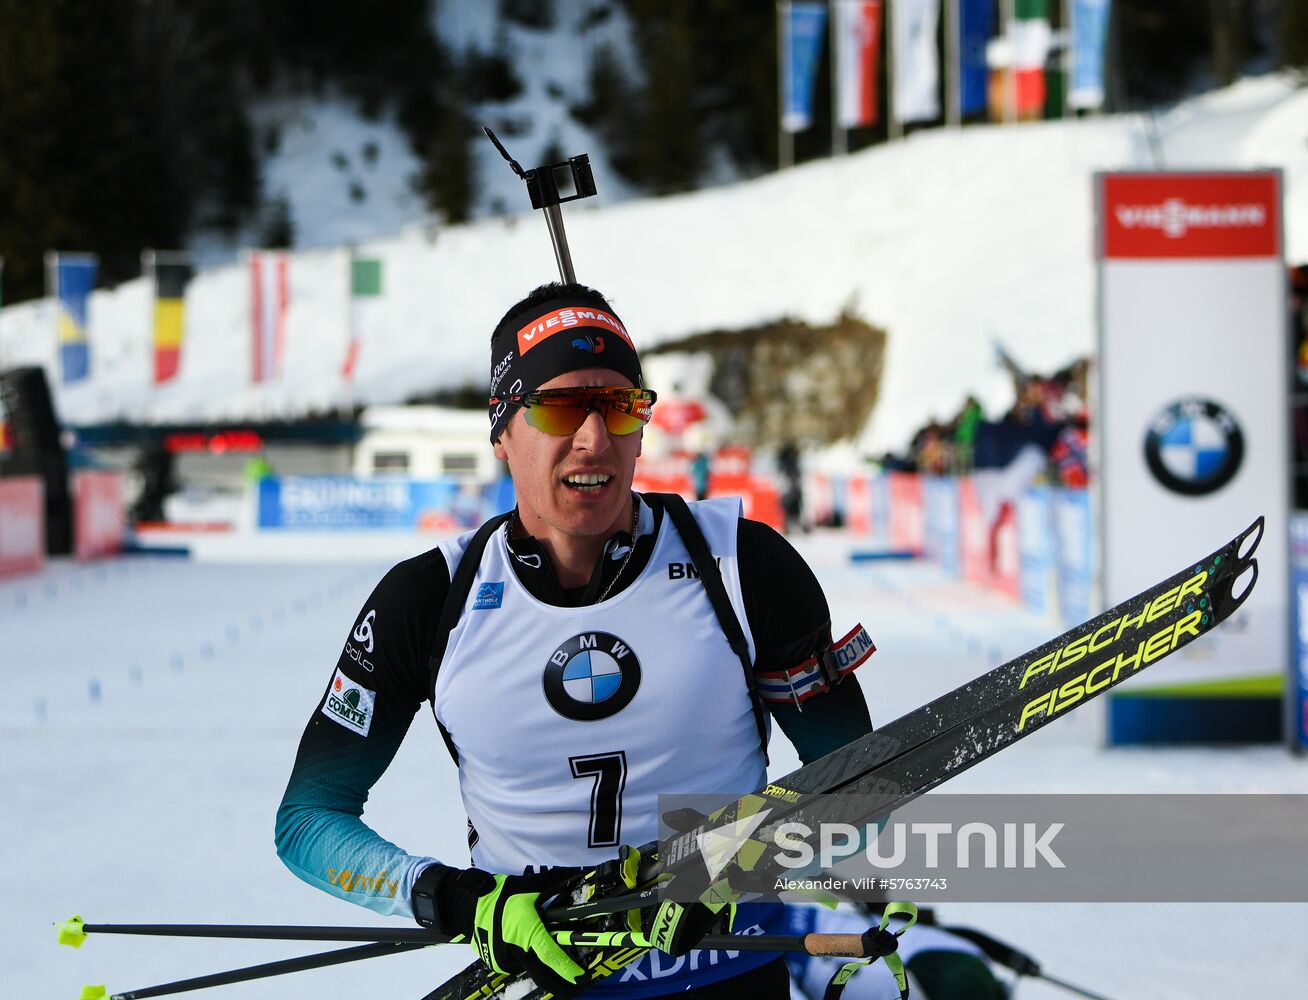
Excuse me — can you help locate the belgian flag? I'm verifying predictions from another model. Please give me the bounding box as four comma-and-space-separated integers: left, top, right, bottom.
150, 254, 192, 384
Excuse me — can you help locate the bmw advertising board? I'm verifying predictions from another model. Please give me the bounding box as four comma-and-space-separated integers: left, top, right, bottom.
1096, 171, 1291, 745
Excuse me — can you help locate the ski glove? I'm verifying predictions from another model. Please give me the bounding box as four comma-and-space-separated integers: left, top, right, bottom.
414, 865, 585, 997
646, 866, 736, 957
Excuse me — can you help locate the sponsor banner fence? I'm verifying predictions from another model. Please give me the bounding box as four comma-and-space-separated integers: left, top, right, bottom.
806, 472, 835, 527
897, 477, 1088, 617
844, 473, 872, 535
257, 476, 509, 531
888, 473, 925, 553
1053, 488, 1093, 625
1017, 486, 1053, 614
869, 473, 890, 543
923, 476, 960, 574
73, 470, 123, 560
991, 502, 1021, 599
0, 476, 44, 576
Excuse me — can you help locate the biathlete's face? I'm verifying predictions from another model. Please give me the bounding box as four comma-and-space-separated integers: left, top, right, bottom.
494, 368, 644, 545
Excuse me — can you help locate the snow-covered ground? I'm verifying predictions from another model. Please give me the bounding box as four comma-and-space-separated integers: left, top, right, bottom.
5, 532, 1307, 999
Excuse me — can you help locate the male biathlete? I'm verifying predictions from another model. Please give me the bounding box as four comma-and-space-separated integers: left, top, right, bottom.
276, 283, 879, 997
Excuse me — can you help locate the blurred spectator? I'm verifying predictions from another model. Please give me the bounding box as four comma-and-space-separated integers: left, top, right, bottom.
690, 450, 710, 501
887, 348, 1092, 486
1050, 421, 1089, 487
778, 440, 805, 533
911, 420, 952, 475
130, 443, 177, 523
954, 396, 983, 472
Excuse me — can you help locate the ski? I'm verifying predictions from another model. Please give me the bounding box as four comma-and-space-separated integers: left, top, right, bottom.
425, 517, 1262, 1000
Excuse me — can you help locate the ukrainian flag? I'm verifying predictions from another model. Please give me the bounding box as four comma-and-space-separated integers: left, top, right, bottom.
50, 254, 97, 384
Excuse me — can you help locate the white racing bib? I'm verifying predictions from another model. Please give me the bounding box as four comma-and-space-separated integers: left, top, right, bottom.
434, 498, 766, 873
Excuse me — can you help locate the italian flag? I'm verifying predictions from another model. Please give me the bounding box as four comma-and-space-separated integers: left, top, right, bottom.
344, 257, 382, 381
1012, 0, 1051, 116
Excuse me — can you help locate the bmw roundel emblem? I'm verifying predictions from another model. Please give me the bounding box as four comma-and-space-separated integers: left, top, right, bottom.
1143, 397, 1244, 497
543, 632, 641, 721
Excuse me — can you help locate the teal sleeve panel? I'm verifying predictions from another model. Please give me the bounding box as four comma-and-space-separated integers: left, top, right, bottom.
275, 701, 437, 918
275, 548, 451, 918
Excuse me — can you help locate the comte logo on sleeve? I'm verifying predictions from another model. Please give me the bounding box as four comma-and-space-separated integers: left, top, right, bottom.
322, 667, 376, 736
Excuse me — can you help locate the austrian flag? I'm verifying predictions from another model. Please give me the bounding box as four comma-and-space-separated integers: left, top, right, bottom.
250, 251, 289, 383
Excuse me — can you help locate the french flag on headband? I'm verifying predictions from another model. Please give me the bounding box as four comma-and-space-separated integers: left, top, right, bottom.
250, 251, 289, 383
835, 0, 883, 129
756, 623, 877, 705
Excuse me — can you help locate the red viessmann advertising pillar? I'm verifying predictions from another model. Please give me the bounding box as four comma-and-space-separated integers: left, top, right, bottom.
1096, 171, 1291, 746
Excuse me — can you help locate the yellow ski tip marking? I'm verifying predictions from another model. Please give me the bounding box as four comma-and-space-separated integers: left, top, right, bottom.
78, 986, 107, 1000
57, 916, 88, 949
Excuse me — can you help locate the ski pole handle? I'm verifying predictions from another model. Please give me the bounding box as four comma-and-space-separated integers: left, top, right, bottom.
799, 932, 883, 957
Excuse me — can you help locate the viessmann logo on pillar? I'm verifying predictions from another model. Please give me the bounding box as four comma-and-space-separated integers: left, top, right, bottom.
1101, 173, 1280, 259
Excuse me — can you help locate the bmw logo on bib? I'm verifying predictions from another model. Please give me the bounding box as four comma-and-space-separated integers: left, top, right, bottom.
1143, 397, 1244, 497
543, 632, 641, 721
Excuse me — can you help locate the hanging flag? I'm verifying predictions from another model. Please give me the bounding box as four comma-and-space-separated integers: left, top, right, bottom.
960, 0, 995, 117
835, 1, 883, 129
1012, 0, 1051, 116
1069, 0, 1111, 110
344, 256, 382, 381
893, 0, 942, 124
48, 252, 98, 385
782, 1, 828, 133
147, 253, 193, 384
250, 251, 289, 383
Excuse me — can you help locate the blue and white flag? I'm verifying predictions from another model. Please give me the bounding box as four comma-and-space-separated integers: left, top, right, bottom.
782, 1, 828, 133
49, 253, 98, 384
893, 0, 942, 124
1069, 0, 1111, 110
959, 0, 995, 117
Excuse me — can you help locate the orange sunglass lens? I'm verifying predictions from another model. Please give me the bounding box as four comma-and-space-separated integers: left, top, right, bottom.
522, 391, 652, 436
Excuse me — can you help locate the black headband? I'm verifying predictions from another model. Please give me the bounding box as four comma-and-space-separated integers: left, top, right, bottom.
488, 296, 643, 441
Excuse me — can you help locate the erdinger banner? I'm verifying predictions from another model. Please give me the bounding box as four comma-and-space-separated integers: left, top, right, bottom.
1096, 171, 1289, 745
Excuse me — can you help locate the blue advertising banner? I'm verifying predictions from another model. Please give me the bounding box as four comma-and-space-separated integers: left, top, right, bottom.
870, 473, 891, 542
257, 477, 508, 531
923, 476, 960, 574
51, 254, 97, 384
1069, 0, 1111, 110
959, 0, 994, 116
782, 2, 828, 132
1017, 486, 1052, 614
1291, 513, 1308, 751
1052, 488, 1092, 625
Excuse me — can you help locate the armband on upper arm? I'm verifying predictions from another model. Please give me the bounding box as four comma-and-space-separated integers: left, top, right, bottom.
755, 624, 876, 706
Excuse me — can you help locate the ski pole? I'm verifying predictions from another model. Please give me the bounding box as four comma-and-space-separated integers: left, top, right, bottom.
60, 915, 891, 960
58, 915, 451, 945
551, 927, 900, 959
74, 942, 427, 1000
943, 925, 1116, 1000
